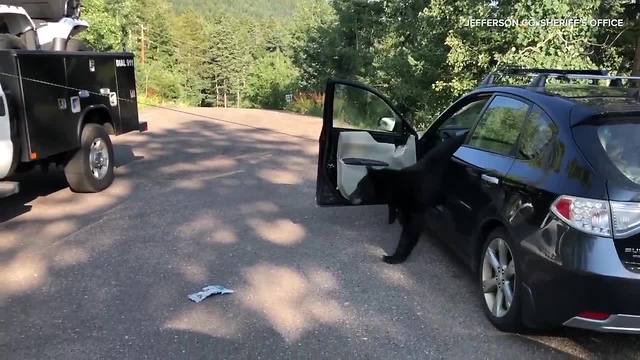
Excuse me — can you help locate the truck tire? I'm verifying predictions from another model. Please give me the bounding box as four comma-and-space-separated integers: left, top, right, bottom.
66, 39, 91, 51
64, 124, 114, 193
0, 34, 26, 50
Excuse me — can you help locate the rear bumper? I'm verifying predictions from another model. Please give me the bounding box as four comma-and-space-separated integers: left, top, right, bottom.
0, 181, 19, 198
139, 121, 148, 132
564, 314, 640, 334
520, 220, 640, 331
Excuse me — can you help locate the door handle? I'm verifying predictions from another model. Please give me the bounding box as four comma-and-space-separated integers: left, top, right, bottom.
342, 158, 389, 167
481, 174, 500, 185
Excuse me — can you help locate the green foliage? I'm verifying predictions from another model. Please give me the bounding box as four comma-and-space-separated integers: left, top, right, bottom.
80, 0, 133, 51
332, 83, 398, 131
80, 0, 638, 120
286, 93, 324, 117
245, 51, 299, 109
171, 0, 308, 19
293, 0, 637, 129
170, 9, 210, 104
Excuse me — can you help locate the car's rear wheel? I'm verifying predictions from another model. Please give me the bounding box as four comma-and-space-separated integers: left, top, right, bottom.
479, 228, 523, 332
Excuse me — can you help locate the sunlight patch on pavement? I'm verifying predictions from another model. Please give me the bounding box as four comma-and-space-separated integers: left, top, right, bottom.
53, 246, 91, 268
371, 263, 416, 291
238, 264, 344, 342
0, 252, 47, 301
523, 334, 592, 359
176, 213, 239, 245
164, 306, 240, 339
257, 169, 302, 185
160, 156, 238, 175
240, 201, 280, 214
247, 218, 305, 246
174, 170, 246, 190
176, 262, 210, 284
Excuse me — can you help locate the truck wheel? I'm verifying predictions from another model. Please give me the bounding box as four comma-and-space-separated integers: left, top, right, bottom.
64, 124, 114, 193
0, 34, 26, 50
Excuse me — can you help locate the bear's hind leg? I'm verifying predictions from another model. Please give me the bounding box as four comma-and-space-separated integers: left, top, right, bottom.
382, 212, 421, 264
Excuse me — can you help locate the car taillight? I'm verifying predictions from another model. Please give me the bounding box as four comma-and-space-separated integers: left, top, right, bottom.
551, 196, 612, 237
610, 201, 640, 238
577, 311, 610, 321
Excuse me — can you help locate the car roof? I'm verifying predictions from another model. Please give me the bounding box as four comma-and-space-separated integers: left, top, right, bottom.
467, 85, 640, 126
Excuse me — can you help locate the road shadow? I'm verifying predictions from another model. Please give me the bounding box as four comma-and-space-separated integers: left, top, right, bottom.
114, 144, 145, 168
0, 168, 68, 223
0, 143, 144, 224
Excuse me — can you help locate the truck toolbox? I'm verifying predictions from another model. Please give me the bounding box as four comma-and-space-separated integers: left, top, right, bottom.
0, 50, 139, 161
0, 49, 140, 194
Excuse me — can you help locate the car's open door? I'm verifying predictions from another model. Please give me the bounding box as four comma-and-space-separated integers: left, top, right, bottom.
316, 79, 418, 206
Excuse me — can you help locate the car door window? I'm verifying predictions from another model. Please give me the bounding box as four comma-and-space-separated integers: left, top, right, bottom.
440, 98, 490, 131
468, 96, 530, 155
517, 106, 557, 160
333, 83, 400, 133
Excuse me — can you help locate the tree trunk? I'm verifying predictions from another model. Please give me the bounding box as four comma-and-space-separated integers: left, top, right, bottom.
633, 36, 640, 76
237, 89, 240, 108
632, 35, 640, 87
224, 80, 228, 108
215, 83, 220, 108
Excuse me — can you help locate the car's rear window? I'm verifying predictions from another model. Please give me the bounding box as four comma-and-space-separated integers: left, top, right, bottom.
597, 123, 640, 185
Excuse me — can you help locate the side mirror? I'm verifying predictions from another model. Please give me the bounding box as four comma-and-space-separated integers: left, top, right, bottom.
378, 116, 397, 132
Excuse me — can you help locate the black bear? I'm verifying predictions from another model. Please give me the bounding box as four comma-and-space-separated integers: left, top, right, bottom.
349, 134, 467, 264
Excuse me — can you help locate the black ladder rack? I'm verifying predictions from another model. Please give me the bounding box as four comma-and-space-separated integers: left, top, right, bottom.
479, 68, 640, 88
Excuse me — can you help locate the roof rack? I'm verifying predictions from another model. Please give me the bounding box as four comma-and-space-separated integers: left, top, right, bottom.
479, 68, 640, 89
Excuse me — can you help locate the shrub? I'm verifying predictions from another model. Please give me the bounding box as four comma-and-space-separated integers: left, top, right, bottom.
286, 92, 324, 116
245, 51, 299, 109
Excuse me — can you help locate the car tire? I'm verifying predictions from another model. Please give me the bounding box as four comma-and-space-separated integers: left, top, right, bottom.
479, 228, 523, 332
0, 34, 27, 50
64, 124, 114, 193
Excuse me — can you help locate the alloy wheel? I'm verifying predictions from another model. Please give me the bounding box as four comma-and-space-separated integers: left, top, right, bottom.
89, 138, 109, 180
481, 237, 516, 318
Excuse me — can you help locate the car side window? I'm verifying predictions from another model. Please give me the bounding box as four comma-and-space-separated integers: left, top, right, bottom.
468, 96, 530, 155
440, 98, 490, 131
517, 106, 557, 160
333, 83, 400, 133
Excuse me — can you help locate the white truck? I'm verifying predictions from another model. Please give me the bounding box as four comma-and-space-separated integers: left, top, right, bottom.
0, 0, 89, 50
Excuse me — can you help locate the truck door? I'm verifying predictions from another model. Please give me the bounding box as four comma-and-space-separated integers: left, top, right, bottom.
115, 56, 139, 134
316, 79, 418, 206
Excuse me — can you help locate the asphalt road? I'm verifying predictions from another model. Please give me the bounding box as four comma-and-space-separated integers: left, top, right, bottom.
1, 107, 639, 359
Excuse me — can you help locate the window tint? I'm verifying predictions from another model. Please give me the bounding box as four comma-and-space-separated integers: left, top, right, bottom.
441, 98, 489, 130
517, 107, 556, 160
597, 122, 640, 185
469, 96, 530, 155
333, 84, 400, 133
